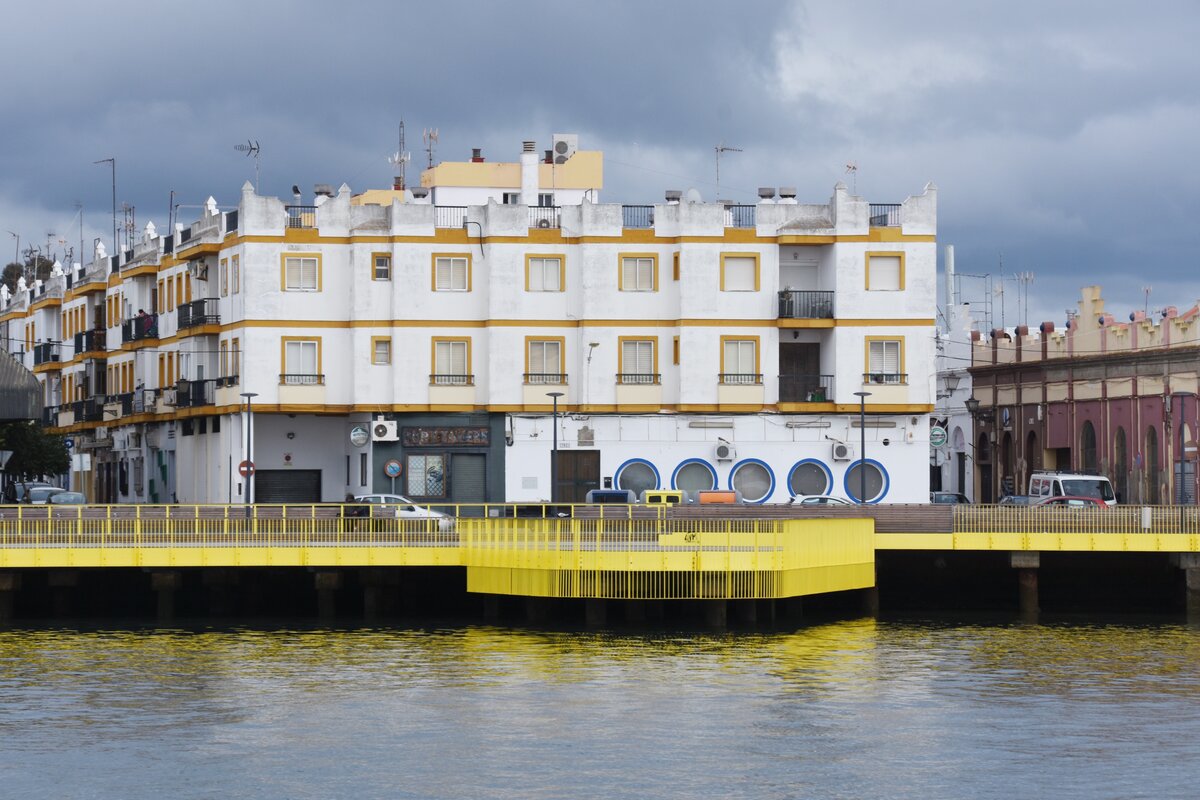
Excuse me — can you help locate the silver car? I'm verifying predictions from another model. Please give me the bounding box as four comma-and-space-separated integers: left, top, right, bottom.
354, 494, 455, 531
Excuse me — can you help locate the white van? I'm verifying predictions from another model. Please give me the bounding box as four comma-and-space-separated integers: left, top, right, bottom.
1028, 472, 1117, 505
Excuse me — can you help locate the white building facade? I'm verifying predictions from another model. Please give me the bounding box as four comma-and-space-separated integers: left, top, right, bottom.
2, 139, 938, 506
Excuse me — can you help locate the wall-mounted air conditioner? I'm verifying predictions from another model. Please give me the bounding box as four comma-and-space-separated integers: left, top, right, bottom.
372, 420, 398, 442
832, 441, 855, 461
714, 442, 736, 461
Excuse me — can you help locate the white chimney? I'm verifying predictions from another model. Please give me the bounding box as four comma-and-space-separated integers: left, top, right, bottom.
520, 140, 538, 206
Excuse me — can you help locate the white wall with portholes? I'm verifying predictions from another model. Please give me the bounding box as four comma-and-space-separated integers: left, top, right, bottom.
504, 413, 927, 504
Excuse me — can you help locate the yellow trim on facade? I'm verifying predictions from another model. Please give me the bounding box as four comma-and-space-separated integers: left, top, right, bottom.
719, 252, 761, 291
279, 252, 323, 292
431, 252, 473, 292
865, 251, 906, 291
617, 252, 659, 292
430, 336, 472, 381
523, 335, 566, 380
617, 335, 659, 378
523, 253, 565, 292
719, 334, 761, 377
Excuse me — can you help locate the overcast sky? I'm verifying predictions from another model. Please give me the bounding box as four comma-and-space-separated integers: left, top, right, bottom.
2, 1, 1197, 327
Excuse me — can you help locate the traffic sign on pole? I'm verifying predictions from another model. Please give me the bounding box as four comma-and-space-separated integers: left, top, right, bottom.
238, 460, 256, 477
930, 426, 947, 448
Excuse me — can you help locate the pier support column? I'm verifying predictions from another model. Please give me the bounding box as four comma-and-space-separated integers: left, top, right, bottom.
48, 570, 79, 618
624, 600, 646, 624
861, 587, 880, 618
704, 600, 727, 629
734, 599, 757, 625
585, 599, 607, 627
203, 569, 240, 616
482, 595, 501, 621
525, 597, 551, 625
781, 596, 804, 620
362, 568, 399, 621
1011, 552, 1040, 619
151, 571, 182, 622
0, 572, 20, 623
314, 571, 342, 622
1177, 554, 1200, 621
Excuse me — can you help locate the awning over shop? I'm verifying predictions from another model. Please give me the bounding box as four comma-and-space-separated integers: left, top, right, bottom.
0, 351, 42, 422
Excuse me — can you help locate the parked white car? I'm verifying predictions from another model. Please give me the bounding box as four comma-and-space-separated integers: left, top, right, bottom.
354, 494, 455, 531
792, 495, 852, 506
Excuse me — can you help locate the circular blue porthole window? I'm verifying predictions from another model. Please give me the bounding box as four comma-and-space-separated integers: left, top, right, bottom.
671, 458, 717, 493
728, 458, 776, 504
843, 459, 890, 504
787, 459, 833, 498
615, 458, 660, 497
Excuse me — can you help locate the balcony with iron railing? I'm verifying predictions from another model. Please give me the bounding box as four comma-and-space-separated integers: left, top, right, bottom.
780, 374, 834, 403
430, 374, 474, 386
177, 298, 219, 330
285, 205, 318, 229
529, 206, 561, 229
435, 206, 466, 228
41, 404, 59, 426
109, 392, 134, 417
616, 373, 661, 385
33, 342, 61, 367
863, 372, 908, 386
524, 373, 568, 385
121, 313, 159, 344
215, 375, 240, 388
869, 204, 901, 227
778, 291, 835, 319
74, 329, 105, 355
718, 373, 762, 385
74, 397, 104, 422
280, 373, 325, 386
725, 205, 756, 228
175, 378, 217, 408
622, 205, 654, 228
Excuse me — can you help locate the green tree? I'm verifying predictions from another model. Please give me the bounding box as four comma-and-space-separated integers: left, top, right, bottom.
0, 421, 69, 480
1, 255, 56, 293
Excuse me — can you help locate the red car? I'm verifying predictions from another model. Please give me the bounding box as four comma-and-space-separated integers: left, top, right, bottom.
1034, 496, 1109, 509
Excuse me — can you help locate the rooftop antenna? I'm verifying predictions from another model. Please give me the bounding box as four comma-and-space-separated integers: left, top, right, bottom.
1015, 271, 1035, 327
423, 127, 439, 170
715, 141, 742, 201
234, 140, 261, 192
1142, 285, 1152, 317
845, 161, 858, 195
93, 157, 116, 254
388, 120, 411, 191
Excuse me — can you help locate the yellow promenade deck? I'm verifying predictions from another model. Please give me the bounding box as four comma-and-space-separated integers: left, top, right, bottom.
1, 504, 1197, 600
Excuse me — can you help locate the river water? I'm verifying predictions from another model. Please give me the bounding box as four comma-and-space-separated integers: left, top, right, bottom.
2, 617, 1198, 799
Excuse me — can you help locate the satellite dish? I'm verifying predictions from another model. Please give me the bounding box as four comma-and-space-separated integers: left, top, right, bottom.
684, 188, 702, 204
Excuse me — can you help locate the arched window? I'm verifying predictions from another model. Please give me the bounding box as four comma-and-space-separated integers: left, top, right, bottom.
788, 459, 832, 497
845, 459, 889, 503
729, 459, 775, 503
1081, 421, 1098, 474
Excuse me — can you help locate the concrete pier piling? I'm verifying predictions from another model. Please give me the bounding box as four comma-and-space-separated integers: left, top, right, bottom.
585, 599, 607, 627
48, 569, 79, 617
362, 568, 400, 620
705, 600, 727, 628
1011, 552, 1040, 619
0, 572, 20, 623
151, 571, 182, 621
314, 571, 342, 621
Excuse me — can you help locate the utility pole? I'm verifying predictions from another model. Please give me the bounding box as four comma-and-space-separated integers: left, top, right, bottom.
94, 157, 116, 251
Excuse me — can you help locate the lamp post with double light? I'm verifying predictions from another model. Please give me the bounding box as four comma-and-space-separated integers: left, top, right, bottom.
546, 391, 563, 504
853, 391, 871, 504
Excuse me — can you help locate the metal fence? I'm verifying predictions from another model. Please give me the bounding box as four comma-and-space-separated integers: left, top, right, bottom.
622, 205, 654, 228
435, 206, 466, 228
778, 290, 834, 319
869, 204, 901, 227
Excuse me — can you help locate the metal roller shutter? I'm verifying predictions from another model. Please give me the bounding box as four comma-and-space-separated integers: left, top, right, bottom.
255, 469, 322, 503
452, 454, 486, 504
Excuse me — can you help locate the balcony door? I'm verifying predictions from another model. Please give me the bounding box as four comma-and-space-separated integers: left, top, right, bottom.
780, 342, 821, 402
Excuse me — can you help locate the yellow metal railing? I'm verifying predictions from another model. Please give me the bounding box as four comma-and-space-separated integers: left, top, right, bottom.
953, 505, 1200, 536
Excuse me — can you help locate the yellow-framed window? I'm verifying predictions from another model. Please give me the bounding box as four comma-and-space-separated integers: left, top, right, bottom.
431, 337, 472, 385
281, 337, 322, 384
719, 253, 760, 291
372, 252, 392, 281
619, 253, 658, 292
219, 259, 229, 297
864, 337, 905, 384
231, 337, 241, 379
220, 340, 229, 378
281, 253, 322, 292
525, 337, 565, 383
525, 255, 564, 292
618, 337, 658, 384
865, 252, 905, 290
432, 254, 471, 292
371, 336, 392, 365
720, 336, 761, 384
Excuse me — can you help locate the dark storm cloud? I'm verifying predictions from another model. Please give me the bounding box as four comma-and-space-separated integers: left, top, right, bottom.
1, 0, 1197, 320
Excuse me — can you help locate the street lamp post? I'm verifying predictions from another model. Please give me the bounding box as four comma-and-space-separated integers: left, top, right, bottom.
546, 391, 564, 504
853, 391, 872, 504
241, 391, 258, 518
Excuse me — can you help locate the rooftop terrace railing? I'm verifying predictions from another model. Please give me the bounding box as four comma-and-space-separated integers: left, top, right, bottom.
778, 290, 834, 319
622, 205, 654, 228
285, 205, 317, 229
869, 204, 901, 227
435, 206, 466, 228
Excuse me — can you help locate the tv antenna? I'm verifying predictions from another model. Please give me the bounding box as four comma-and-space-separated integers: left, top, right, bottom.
423, 127, 439, 169
388, 120, 411, 190
845, 161, 858, 194
235, 140, 261, 191
715, 141, 741, 200
1142, 285, 1152, 317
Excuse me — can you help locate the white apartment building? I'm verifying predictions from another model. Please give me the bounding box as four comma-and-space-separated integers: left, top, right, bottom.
1, 137, 938, 506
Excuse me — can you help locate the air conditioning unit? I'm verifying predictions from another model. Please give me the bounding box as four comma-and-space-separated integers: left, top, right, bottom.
832, 441, 855, 461
372, 420, 398, 442
161, 388, 177, 406
714, 442, 736, 461
128, 431, 142, 449
551, 133, 579, 164
112, 432, 127, 451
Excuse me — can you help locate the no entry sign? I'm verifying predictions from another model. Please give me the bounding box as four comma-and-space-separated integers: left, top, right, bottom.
238, 460, 256, 477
